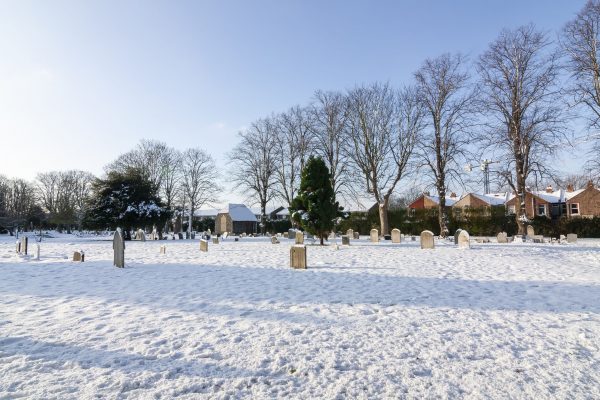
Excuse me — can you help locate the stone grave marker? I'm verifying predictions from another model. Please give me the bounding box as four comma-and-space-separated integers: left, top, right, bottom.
290, 245, 307, 269
420, 230, 435, 249
212, 237, 219, 245
341, 235, 350, 245
178, 232, 184, 240
457, 230, 470, 249
370, 229, 379, 243
567, 233, 577, 243
497, 232, 508, 243
353, 232, 360, 240
454, 229, 463, 245
532, 235, 544, 243
139, 229, 146, 242
34, 244, 40, 260
346, 229, 354, 238
73, 250, 84, 262
288, 229, 296, 238
200, 239, 208, 252
271, 236, 280, 244
15, 240, 21, 254
295, 231, 304, 244
526, 225, 535, 237
160, 245, 166, 254
113, 229, 125, 268
391, 228, 401, 244
20, 236, 28, 255
283, 232, 289, 238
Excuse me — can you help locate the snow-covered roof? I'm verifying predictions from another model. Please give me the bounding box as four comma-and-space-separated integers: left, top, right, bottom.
194, 209, 219, 218
565, 188, 586, 201
276, 208, 290, 216
249, 206, 284, 216
531, 189, 565, 203
218, 204, 257, 221
471, 192, 510, 206
427, 195, 460, 206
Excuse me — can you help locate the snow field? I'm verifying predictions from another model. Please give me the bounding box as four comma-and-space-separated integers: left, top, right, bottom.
0, 235, 599, 399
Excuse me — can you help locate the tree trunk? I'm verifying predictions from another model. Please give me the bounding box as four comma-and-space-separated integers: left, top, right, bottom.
260, 201, 267, 235
515, 161, 527, 235
320, 234, 324, 245
437, 181, 448, 237
378, 201, 389, 236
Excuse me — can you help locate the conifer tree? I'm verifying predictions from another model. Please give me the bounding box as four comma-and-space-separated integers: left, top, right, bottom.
290, 156, 346, 245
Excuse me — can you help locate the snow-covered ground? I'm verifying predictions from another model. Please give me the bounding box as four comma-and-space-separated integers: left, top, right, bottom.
1, 233, 599, 399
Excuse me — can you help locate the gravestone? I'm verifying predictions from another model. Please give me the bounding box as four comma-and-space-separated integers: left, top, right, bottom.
185, 231, 190, 239
353, 232, 360, 240
34, 244, 40, 260
223, 232, 229, 240
212, 237, 219, 244
420, 230, 435, 249
283, 232, 289, 238
567, 233, 577, 244
526, 225, 535, 237
384, 234, 391, 240
200, 239, 208, 252
73, 251, 84, 262
288, 229, 296, 238
391, 228, 401, 244
271, 236, 280, 244
190, 232, 195, 240
159, 245, 166, 254
290, 245, 307, 269
20, 236, 28, 255
138, 229, 146, 242
346, 229, 354, 239
370, 229, 379, 243
457, 230, 470, 249
178, 232, 184, 240
15, 241, 21, 254
341, 235, 350, 245
113, 229, 125, 268
234, 237, 239, 242
532, 235, 544, 243
454, 229, 463, 245
295, 231, 304, 244
497, 232, 508, 243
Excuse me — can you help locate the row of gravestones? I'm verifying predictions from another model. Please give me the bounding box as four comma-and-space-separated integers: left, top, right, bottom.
16, 236, 85, 262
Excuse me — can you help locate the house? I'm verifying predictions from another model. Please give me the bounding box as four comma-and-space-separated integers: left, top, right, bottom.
565, 181, 600, 218
215, 204, 258, 235
408, 192, 460, 211
504, 186, 565, 220
250, 206, 287, 221
452, 192, 510, 215
194, 209, 219, 220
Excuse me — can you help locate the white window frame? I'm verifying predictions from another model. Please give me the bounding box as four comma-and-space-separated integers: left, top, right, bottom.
570, 203, 580, 216
537, 204, 546, 216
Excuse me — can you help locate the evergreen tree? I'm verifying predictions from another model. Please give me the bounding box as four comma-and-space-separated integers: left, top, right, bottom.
290, 156, 346, 245
84, 168, 170, 239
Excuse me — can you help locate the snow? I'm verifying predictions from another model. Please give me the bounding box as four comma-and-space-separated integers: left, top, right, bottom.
471, 192, 510, 206
565, 188, 586, 201
1, 234, 600, 398
218, 204, 257, 222
427, 195, 459, 206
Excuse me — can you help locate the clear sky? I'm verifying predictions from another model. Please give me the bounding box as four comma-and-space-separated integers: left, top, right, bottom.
0, 1, 588, 191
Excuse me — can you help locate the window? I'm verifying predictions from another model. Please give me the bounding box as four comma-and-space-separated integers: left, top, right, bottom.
508, 205, 516, 215
537, 204, 546, 216
570, 203, 580, 215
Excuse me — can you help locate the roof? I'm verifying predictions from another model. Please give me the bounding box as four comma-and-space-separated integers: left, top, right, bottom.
218, 204, 257, 221
565, 188, 586, 201
470, 192, 510, 206
249, 206, 285, 216
530, 189, 565, 203
427, 195, 459, 206
194, 209, 220, 218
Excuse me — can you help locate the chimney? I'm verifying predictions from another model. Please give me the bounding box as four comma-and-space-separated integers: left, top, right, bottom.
587, 180, 594, 189
450, 192, 457, 198
545, 185, 553, 193
566, 184, 574, 192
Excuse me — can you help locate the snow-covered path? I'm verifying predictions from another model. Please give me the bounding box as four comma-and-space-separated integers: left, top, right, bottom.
1, 235, 599, 399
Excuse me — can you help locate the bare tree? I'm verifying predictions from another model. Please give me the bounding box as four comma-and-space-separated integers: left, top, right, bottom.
310, 90, 352, 199
273, 106, 314, 209
229, 118, 278, 234
346, 82, 423, 235
478, 25, 566, 234
180, 148, 220, 233
562, 0, 600, 176
415, 53, 476, 237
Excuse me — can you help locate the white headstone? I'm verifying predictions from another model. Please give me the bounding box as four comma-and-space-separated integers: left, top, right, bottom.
159, 245, 166, 254
526, 225, 535, 237
370, 229, 379, 243
346, 229, 354, 238
34, 244, 40, 260
391, 228, 401, 244
295, 231, 304, 244
420, 230, 435, 249
200, 239, 208, 252
353, 232, 360, 240
113, 229, 125, 268
497, 232, 508, 243
454, 229, 463, 245
457, 230, 470, 249
567, 233, 577, 243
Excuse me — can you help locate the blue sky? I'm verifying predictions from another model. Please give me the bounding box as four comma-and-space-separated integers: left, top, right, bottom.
0, 0, 588, 189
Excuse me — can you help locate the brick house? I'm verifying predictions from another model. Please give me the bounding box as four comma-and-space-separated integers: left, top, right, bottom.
565, 181, 600, 218
408, 193, 459, 211
504, 186, 565, 220
452, 192, 510, 216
